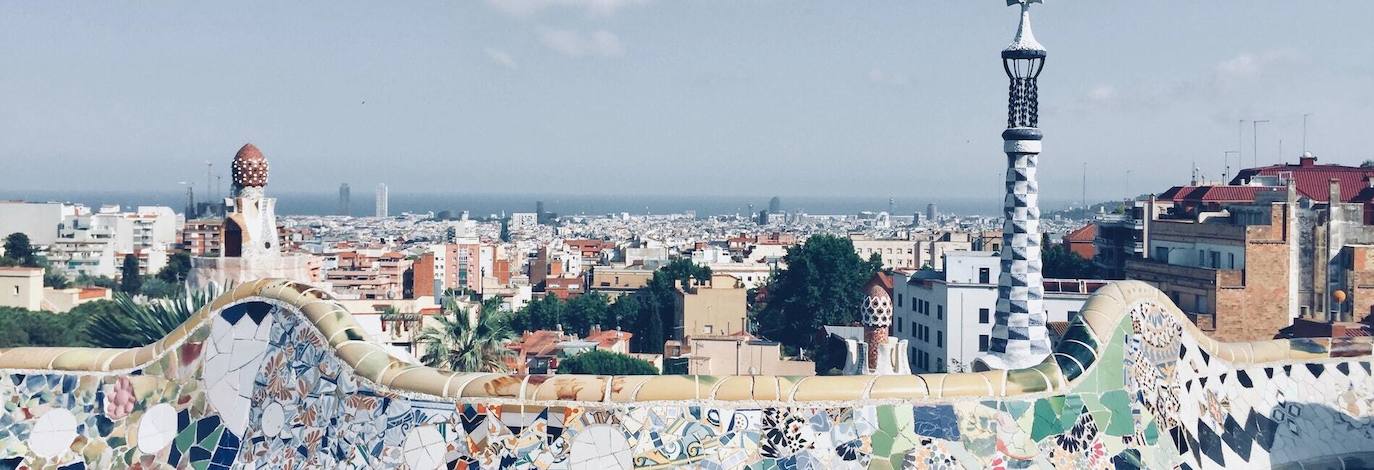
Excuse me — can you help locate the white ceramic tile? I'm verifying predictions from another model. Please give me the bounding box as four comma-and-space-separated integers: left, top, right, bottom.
137, 403, 178, 453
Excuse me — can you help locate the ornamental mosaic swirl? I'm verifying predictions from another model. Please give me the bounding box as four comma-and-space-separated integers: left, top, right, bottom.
0, 282, 1372, 469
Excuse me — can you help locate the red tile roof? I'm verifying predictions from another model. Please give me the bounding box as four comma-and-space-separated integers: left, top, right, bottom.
1064, 224, 1097, 242
1231, 161, 1374, 203
1159, 185, 1282, 203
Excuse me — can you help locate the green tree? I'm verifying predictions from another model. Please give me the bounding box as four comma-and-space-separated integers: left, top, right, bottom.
119, 254, 143, 293
43, 266, 71, 289
1041, 234, 1099, 279
634, 296, 666, 353
155, 251, 192, 283
557, 350, 658, 375
512, 294, 563, 334
2, 233, 37, 266
607, 295, 640, 331
85, 288, 217, 348
563, 292, 610, 335
74, 273, 118, 289
755, 235, 881, 351
138, 278, 182, 299
0, 302, 115, 347
417, 298, 515, 372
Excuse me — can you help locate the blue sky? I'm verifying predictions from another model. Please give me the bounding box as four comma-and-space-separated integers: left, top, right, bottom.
2, 1, 1371, 202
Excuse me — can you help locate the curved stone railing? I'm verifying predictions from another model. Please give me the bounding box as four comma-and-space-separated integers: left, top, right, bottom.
1, 278, 1371, 469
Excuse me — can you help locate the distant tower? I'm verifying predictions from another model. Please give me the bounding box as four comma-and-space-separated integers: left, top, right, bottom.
768, 196, 782, 213
980, 0, 1051, 371
375, 184, 389, 218
338, 183, 351, 216
926, 203, 938, 222
887, 197, 895, 216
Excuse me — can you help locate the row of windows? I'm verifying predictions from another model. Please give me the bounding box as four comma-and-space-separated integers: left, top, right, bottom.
910, 349, 944, 372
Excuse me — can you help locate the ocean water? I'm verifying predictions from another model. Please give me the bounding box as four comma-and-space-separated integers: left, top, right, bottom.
0, 190, 1079, 218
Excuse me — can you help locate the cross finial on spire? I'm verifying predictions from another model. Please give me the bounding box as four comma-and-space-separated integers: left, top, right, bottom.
1006, 0, 1043, 7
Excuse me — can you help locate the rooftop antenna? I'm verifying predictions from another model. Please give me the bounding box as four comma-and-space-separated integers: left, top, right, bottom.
1252, 119, 1270, 167
1238, 119, 1246, 169
205, 161, 213, 202
1081, 162, 1087, 210
1224, 150, 1240, 183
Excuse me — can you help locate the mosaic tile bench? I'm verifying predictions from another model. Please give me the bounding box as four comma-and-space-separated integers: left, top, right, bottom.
0, 279, 1371, 469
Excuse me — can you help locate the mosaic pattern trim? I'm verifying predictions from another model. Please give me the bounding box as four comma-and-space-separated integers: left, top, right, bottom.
0, 279, 1372, 469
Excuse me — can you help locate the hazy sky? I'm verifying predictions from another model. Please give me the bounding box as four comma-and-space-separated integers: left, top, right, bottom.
3, 1, 1372, 202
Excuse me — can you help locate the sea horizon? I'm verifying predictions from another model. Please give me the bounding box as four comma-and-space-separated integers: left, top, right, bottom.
0, 189, 1092, 218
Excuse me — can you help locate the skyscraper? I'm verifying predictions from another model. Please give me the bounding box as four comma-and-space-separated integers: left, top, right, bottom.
926, 203, 938, 222
375, 183, 389, 218
338, 183, 351, 216
980, 0, 1051, 371
768, 196, 782, 213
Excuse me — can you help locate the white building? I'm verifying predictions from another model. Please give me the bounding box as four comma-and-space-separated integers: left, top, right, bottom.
851, 237, 920, 270
375, 183, 389, 218
891, 251, 1105, 373
0, 201, 73, 247
509, 212, 538, 230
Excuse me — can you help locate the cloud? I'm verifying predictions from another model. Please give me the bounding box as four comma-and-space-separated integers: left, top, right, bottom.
1086, 84, 1116, 102
484, 48, 519, 69
868, 68, 911, 87
1063, 48, 1304, 115
1212, 49, 1299, 86
539, 29, 624, 58
486, 0, 648, 17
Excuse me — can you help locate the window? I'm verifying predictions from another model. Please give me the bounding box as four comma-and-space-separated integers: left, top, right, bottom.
911, 321, 917, 337
897, 293, 903, 308
978, 267, 991, 284
1210, 251, 1220, 269
897, 320, 903, 334
1197, 250, 1204, 266
979, 335, 990, 352
1227, 253, 1235, 269
978, 308, 990, 324
936, 331, 943, 347
937, 305, 943, 320
1155, 246, 1168, 261
10, 286, 17, 295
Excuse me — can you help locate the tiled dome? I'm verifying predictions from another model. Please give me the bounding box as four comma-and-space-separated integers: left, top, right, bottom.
861, 284, 893, 328
232, 143, 269, 188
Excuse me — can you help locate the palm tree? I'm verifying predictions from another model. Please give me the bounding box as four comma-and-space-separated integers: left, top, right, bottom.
416, 297, 515, 373
86, 285, 220, 348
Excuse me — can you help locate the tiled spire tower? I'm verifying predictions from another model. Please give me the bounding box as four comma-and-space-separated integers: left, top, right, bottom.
980, 0, 1051, 371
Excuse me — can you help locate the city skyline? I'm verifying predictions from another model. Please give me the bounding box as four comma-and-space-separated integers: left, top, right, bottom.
3, 1, 1372, 200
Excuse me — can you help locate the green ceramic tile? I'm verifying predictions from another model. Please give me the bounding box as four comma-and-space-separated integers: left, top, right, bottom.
199, 426, 223, 449
1143, 419, 1159, 445
1031, 398, 1065, 441
1100, 390, 1134, 437
1059, 395, 1084, 430
1003, 400, 1031, 420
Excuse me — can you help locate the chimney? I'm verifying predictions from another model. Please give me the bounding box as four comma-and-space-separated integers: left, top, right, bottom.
1330, 178, 1341, 204
1300, 152, 1317, 168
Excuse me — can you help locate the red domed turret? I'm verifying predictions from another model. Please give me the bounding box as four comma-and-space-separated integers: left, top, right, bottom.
232, 143, 269, 190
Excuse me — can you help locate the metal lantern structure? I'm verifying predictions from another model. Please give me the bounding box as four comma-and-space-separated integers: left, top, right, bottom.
979, 0, 1052, 371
